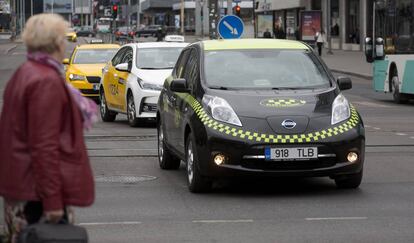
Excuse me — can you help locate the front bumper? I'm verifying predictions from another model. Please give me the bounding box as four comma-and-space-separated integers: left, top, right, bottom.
192, 124, 365, 178
67, 80, 100, 98
133, 88, 161, 119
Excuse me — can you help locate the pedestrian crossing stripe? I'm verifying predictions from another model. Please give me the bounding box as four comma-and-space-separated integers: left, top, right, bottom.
181, 94, 360, 144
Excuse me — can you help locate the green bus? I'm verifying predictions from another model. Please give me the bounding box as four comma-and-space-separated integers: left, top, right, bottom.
365, 0, 414, 103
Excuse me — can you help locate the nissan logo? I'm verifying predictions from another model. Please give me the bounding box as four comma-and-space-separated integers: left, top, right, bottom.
281, 119, 297, 129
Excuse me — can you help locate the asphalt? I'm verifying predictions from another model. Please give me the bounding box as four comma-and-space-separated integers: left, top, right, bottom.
0, 38, 414, 242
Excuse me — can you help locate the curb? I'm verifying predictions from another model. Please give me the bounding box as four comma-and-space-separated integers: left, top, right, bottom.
4, 44, 17, 54
330, 69, 372, 80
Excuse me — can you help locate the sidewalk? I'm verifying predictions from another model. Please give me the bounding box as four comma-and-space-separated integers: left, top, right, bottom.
320, 49, 372, 79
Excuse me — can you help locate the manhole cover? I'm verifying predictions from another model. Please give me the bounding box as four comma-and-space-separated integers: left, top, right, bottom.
95, 175, 157, 184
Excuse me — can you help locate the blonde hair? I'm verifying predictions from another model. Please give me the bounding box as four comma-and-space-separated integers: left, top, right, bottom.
22, 13, 69, 54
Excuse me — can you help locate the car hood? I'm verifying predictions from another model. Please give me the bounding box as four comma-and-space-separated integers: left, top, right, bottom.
67, 64, 105, 76
137, 69, 173, 85
205, 88, 339, 134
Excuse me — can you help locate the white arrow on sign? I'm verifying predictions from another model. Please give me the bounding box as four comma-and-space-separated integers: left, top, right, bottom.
223, 21, 238, 35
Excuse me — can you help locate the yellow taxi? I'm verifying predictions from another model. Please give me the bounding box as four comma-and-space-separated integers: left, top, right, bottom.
64, 42, 120, 101
66, 27, 77, 42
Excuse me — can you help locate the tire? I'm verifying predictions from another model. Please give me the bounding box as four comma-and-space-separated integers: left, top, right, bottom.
100, 90, 117, 122
186, 134, 212, 193
127, 93, 141, 127
334, 170, 363, 189
157, 121, 181, 170
391, 75, 409, 104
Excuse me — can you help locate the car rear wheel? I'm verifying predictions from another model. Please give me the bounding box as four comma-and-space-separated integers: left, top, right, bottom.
186, 134, 212, 193
127, 93, 141, 127
334, 170, 363, 189
157, 121, 180, 170
100, 90, 117, 122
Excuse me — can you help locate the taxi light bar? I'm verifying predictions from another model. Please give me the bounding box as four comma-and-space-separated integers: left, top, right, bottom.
164, 35, 185, 42
347, 152, 358, 163
89, 39, 104, 44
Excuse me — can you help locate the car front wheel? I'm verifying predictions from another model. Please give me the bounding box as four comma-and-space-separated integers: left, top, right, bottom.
334, 170, 363, 189
186, 134, 212, 193
127, 93, 141, 127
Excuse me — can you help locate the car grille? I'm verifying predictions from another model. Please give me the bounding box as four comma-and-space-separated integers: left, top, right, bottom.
240, 158, 336, 171
87, 76, 101, 84
80, 89, 99, 95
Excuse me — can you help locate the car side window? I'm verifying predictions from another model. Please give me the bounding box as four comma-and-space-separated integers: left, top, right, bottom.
112, 47, 127, 66
174, 49, 190, 79
183, 49, 199, 92
121, 47, 133, 71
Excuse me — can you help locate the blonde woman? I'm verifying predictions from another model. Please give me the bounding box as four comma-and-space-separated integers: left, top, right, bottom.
0, 14, 97, 243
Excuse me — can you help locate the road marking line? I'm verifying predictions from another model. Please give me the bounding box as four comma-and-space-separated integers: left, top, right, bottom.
352, 101, 391, 108
396, 133, 407, 136
364, 125, 371, 128
305, 217, 367, 221
410, 137, 414, 139
192, 219, 254, 223
78, 221, 142, 226
373, 127, 381, 130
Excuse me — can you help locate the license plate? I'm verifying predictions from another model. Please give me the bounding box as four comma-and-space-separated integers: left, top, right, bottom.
93, 84, 100, 91
265, 147, 318, 161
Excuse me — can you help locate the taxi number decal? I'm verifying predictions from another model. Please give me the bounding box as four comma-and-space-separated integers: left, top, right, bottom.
109, 84, 119, 96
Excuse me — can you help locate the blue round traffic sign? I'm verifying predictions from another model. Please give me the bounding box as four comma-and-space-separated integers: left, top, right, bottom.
218, 15, 244, 39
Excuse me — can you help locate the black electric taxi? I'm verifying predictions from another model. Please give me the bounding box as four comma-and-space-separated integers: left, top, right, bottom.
157, 39, 365, 192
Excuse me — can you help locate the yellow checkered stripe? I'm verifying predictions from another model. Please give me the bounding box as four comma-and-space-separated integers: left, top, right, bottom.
261, 98, 306, 108
185, 95, 359, 144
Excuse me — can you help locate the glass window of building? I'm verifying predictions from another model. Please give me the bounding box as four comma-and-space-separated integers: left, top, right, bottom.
274, 11, 286, 39
346, 0, 360, 44
331, 0, 340, 36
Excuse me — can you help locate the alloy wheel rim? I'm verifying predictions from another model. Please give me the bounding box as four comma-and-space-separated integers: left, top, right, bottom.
158, 127, 164, 161
187, 142, 194, 184
100, 93, 106, 115
128, 96, 136, 123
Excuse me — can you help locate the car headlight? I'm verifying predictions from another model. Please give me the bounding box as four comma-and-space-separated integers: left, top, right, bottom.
69, 73, 85, 81
137, 77, 163, 91
202, 95, 242, 127
331, 93, 350, 125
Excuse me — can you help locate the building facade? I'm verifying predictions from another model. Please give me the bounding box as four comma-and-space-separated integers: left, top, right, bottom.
255, 0, 373, 51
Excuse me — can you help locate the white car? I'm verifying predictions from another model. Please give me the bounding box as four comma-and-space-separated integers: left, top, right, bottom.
99, 41, 189, 126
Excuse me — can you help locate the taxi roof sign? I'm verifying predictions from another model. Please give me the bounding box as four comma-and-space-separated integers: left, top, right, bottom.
89, 39, 104, 44
164, 35, 185, 42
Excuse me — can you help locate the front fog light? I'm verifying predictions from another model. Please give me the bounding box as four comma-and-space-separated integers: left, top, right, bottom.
347, 152, 358, 163
214, 154, 226, 165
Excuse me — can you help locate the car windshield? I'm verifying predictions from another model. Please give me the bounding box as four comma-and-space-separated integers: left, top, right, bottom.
136, 47, 183, 69
204, 49, 331, 90
73, 49, 118, 64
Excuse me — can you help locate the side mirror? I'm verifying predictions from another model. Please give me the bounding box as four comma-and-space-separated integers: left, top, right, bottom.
375, 37, 385, 60
337, 76, 352, 91
170, 78, 188, 93
364, 37, 374, 63
115, 63, 129, 72
62, 58, 70, 65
